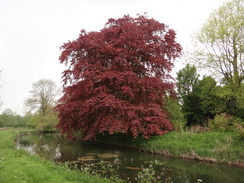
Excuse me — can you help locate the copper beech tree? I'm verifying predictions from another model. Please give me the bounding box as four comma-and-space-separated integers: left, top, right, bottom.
56, 15, 182, 140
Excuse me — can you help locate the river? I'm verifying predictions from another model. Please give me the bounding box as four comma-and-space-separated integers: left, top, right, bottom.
16, 132, 244, 183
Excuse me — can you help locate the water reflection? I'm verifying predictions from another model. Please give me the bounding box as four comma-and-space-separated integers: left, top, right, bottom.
16, 133, 244, 183
16, 134, 61, 160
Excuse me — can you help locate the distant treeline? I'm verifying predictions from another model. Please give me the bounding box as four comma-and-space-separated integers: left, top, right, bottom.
0, 109, 30, 128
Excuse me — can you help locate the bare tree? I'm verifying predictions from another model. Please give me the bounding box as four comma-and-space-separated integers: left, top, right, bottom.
25, 79, 60, 115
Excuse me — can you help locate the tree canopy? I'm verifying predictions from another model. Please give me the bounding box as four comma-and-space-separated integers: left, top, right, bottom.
176, 64, 199, 99
56, 14, 182, 140
176, 65, 225, 126
191, 0, 244, 120
193, 0, 244, 87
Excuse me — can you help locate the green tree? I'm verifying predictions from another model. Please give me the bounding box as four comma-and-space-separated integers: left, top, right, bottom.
176, 64, 199, 99
0, 108, 28, 127
25, 79, 60, 131
164, 97, 185, 131
177, 65, 223, 126
193, 0, 244, 88
176, 64, 201, 126
25, 79, 60, 116
196, 76, 224, 122
0, 109, 17, 127
28, 106, 58, 131
215, 84, 244, 118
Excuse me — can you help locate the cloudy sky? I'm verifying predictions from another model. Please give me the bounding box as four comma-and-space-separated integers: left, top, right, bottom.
0, 0, 227, 114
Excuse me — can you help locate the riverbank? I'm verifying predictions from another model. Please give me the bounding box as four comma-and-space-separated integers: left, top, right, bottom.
1, 129, 243, 183
0, 129, 111, 183
97, 130, 244, 168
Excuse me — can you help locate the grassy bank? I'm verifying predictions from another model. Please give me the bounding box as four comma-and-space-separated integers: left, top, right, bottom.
0, 129, 110, 183
98, 131, 244, 165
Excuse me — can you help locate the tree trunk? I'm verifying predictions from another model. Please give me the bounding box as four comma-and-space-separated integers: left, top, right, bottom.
232, 38, 240, 87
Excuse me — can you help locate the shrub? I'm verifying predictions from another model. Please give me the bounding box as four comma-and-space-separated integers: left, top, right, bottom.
209, 113, 232, 131
210, 113, 243, 135
232, 122, 244, 140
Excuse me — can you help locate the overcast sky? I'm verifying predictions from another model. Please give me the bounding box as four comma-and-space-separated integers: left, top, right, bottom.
0, 0, 228, 114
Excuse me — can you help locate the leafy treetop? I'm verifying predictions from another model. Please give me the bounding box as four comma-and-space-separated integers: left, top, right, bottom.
56, 14, 182, 140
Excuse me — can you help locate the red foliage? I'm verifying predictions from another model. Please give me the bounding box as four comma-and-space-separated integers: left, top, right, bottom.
55, 14, 182, 140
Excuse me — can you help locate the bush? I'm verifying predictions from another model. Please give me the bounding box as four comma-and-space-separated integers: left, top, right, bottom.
210, 113, 244, 139
232, 122, 244, 140
28, 113, 58, 132
209, 113, 232, 131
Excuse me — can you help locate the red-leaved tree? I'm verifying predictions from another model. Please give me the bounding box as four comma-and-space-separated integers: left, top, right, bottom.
56, 14, 182, 140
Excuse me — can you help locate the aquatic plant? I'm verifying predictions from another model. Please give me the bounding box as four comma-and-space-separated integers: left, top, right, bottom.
135, 160, 172, 183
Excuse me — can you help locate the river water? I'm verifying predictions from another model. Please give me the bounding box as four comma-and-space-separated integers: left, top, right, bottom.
16, 132, 244, 183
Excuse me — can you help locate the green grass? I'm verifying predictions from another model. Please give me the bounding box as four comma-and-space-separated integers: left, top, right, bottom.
0, 129, 111, 183
98, 131, 244, 163
139, 131, 244, 161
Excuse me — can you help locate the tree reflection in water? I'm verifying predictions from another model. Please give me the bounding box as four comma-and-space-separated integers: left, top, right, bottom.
16, 132, 244, 183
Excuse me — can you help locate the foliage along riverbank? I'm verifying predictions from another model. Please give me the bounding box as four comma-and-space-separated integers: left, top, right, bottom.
96, 130, 244, 168
0, 129, 111, 183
